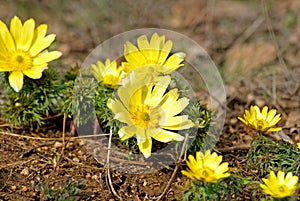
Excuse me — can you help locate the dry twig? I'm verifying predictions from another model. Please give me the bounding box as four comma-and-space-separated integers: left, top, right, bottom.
154, 134, 189, 201
106, 128, 123, 201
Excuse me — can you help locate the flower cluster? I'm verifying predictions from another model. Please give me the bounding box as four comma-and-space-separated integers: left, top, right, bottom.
91, 33, 195, 158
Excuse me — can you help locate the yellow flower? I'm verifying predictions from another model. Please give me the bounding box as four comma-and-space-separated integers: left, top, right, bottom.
297, 143, 300, 149
260, 171, 299, 198
0, 16, 62, 92
181, 150, 230, 183
107, 73, 194, 158
122, 33, 185, 74
238, 105, 281, 132
92, 59, 125, 88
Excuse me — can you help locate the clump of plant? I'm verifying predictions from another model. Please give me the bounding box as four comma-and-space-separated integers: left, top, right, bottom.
247, 135, 300, 177
238, 105, 300, 200
238, 105, 300, 177
35, 179, 86, 201
76, 33, 213, 159
181, 150, 252, 200
0, 16, 62, 128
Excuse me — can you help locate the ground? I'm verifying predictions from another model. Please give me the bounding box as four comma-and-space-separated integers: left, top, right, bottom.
0, 0, 300, 200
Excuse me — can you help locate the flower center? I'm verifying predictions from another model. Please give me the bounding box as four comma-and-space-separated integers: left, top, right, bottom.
7, 50, 33, 71
141, 112, 150, 121
278, 186, 285, 193
130, 105, 152, 128
256, 119, 268, 131
102, 74, 119, 87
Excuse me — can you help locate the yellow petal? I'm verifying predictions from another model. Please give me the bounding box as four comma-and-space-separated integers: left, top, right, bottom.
0, 39, 9, 57
20, 18, 35, 51
107, 98, 131, 125
181, 170, 196, 180
267, 127, 282, 132
187, 154, 199, 170
148, 33, 160, 62
215, 162, 229, 175
10, 16, 22, 47
137, 35, 149, 50
277, 171, 285, 184
160, 115, 194, 130
237, 117, 248, 125
145, 76, 170, 106
0, 20, 16, 52
30, 34, 56, 57
158, 40, 172, 64
9, 71, 24, 92
119, 125, 136, 140
138, 138, 152, 158
31, 24, 48, 47
163, 54, 184, 72
23, 67, 43, 79
0, 60, 11, 71
266, 109, 277, 122
152, 129, 184, 142
268, 114, 281, 126
161, 96, 189, 117
33, 51, 62, 65
124, 42, 146, 67
261, 106, 269, 119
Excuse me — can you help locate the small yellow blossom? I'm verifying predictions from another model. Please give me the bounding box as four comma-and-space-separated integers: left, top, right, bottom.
122, 33, 185, 74
260, 170, 299, 199
0, 16, 62, 92
181, 150, 230, 183
92, 59, 125, 88
107, 73, 194, 158
297, 143, 300, 149
238, 105, 281, 132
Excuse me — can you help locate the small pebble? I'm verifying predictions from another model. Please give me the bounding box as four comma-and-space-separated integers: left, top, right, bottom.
86, 173, 91, 179
73, 157, 80, 163
20, 168, 29, 176
22, 186, 28, 192
91, 175, 98, 180
53, 142, 63, 148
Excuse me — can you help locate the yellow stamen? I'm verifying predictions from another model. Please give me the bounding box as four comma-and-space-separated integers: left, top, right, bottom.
7, 50, 33, 71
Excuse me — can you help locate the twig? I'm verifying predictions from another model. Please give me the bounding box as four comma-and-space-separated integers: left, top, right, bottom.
62, 113, 66, 149
0, 130, 109, 141
232, 15, 265, 47
109, 157, 153, 166
106, 128, 123, 201
0, 159, 32, 169
155, 134, 189, 201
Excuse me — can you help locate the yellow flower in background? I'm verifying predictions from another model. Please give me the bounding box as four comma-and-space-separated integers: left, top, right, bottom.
122, 33, 185, 74
181, 150, 230, 183
92, 59, 125, 88
297, 143, 300, 149
260, 171, 299, 198
238, 105, 281, 132
107, 73, 194, 158
0, 16, 62, 92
